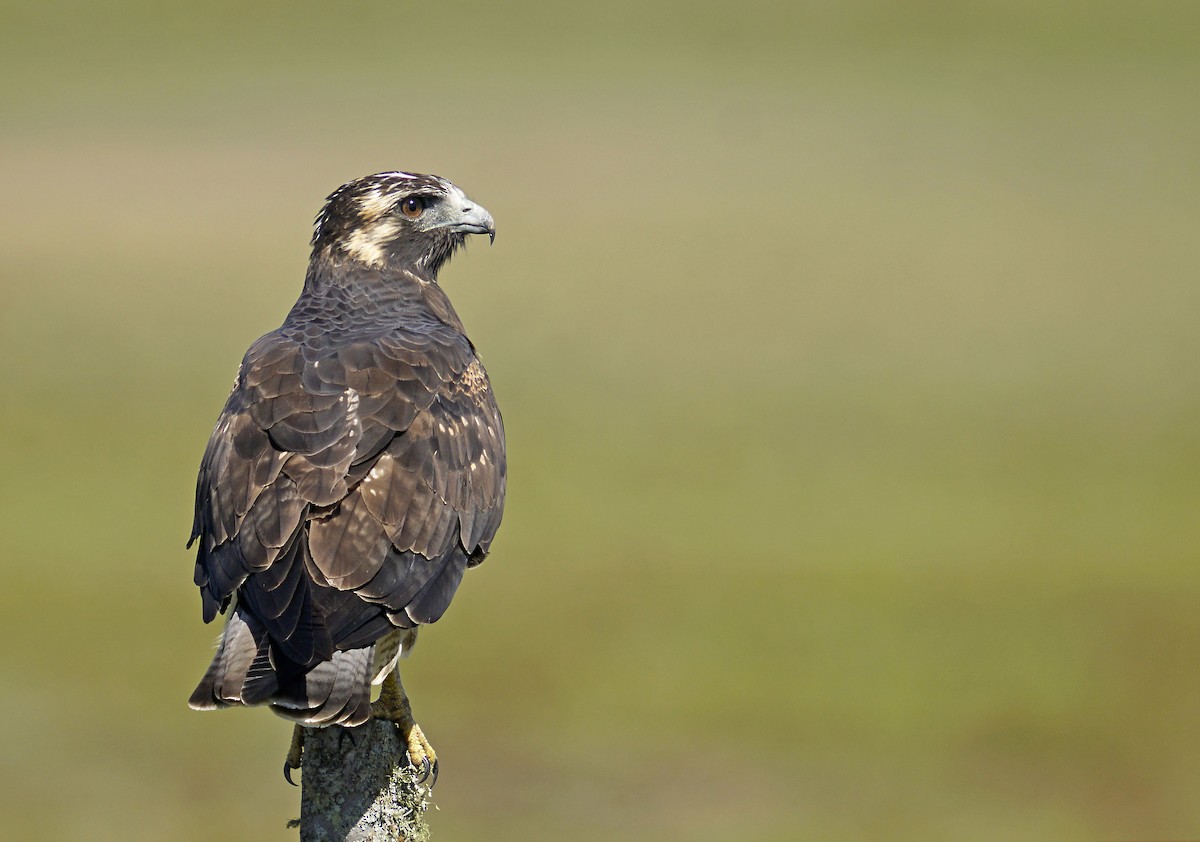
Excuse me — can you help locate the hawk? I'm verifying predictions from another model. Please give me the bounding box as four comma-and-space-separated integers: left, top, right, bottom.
187, 172, 505, 782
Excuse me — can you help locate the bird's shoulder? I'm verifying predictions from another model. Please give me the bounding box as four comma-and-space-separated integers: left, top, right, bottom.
209, 275, 503, 492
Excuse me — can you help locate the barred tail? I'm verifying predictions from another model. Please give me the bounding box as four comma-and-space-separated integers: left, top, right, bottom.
188, 604, 375, 727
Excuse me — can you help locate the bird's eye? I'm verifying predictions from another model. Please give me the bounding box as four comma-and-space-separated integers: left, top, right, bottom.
400, 197, 425, 219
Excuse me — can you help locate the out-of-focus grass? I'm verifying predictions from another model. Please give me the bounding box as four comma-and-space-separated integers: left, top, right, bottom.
2, 2, 1199, 839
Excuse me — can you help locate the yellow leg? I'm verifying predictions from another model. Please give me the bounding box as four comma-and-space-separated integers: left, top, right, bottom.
283, 723, 305, 785
371, 671, 438, 785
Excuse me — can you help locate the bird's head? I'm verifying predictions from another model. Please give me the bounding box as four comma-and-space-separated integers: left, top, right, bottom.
311, 172, 495, 277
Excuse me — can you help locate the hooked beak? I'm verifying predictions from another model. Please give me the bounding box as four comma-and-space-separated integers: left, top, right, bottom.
446, 202, 495, 244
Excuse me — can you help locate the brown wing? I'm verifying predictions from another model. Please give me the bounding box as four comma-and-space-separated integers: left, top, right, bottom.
190, 325, 506, 679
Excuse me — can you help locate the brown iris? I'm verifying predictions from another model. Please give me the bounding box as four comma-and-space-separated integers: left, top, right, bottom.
400, 196, 425, 219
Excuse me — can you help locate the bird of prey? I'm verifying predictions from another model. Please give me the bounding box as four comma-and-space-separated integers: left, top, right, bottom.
187, 172, 505, 782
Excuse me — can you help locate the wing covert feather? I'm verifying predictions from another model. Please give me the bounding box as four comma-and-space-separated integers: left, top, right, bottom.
192, 312, 505, 686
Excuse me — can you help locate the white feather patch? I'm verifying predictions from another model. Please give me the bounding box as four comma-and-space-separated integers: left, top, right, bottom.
370, 628, 419, 685
344, 219, 401, 267
357, 188, 396, 219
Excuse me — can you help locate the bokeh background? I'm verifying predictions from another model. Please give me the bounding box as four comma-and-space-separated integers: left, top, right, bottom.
2, 2, 1199, 839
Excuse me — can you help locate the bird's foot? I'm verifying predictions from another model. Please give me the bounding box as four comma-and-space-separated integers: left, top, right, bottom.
402, 720, 438, 786
283, 724, 305, 786
370, 699, 439, 786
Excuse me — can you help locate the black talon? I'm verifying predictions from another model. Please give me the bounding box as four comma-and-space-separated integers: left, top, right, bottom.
284, 762, 299, 787
429, 759, 440, 788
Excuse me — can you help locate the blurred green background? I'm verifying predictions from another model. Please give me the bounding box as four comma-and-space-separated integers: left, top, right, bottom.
2, 2, 1199, 839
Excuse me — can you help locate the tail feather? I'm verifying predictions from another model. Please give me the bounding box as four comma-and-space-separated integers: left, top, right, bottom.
238, 644, 283, 705
269, 646, 374, 726
188, 605, 271, 710
189, 605, 373, 726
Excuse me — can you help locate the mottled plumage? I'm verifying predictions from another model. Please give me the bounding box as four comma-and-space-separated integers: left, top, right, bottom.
188, 172, 504, 728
